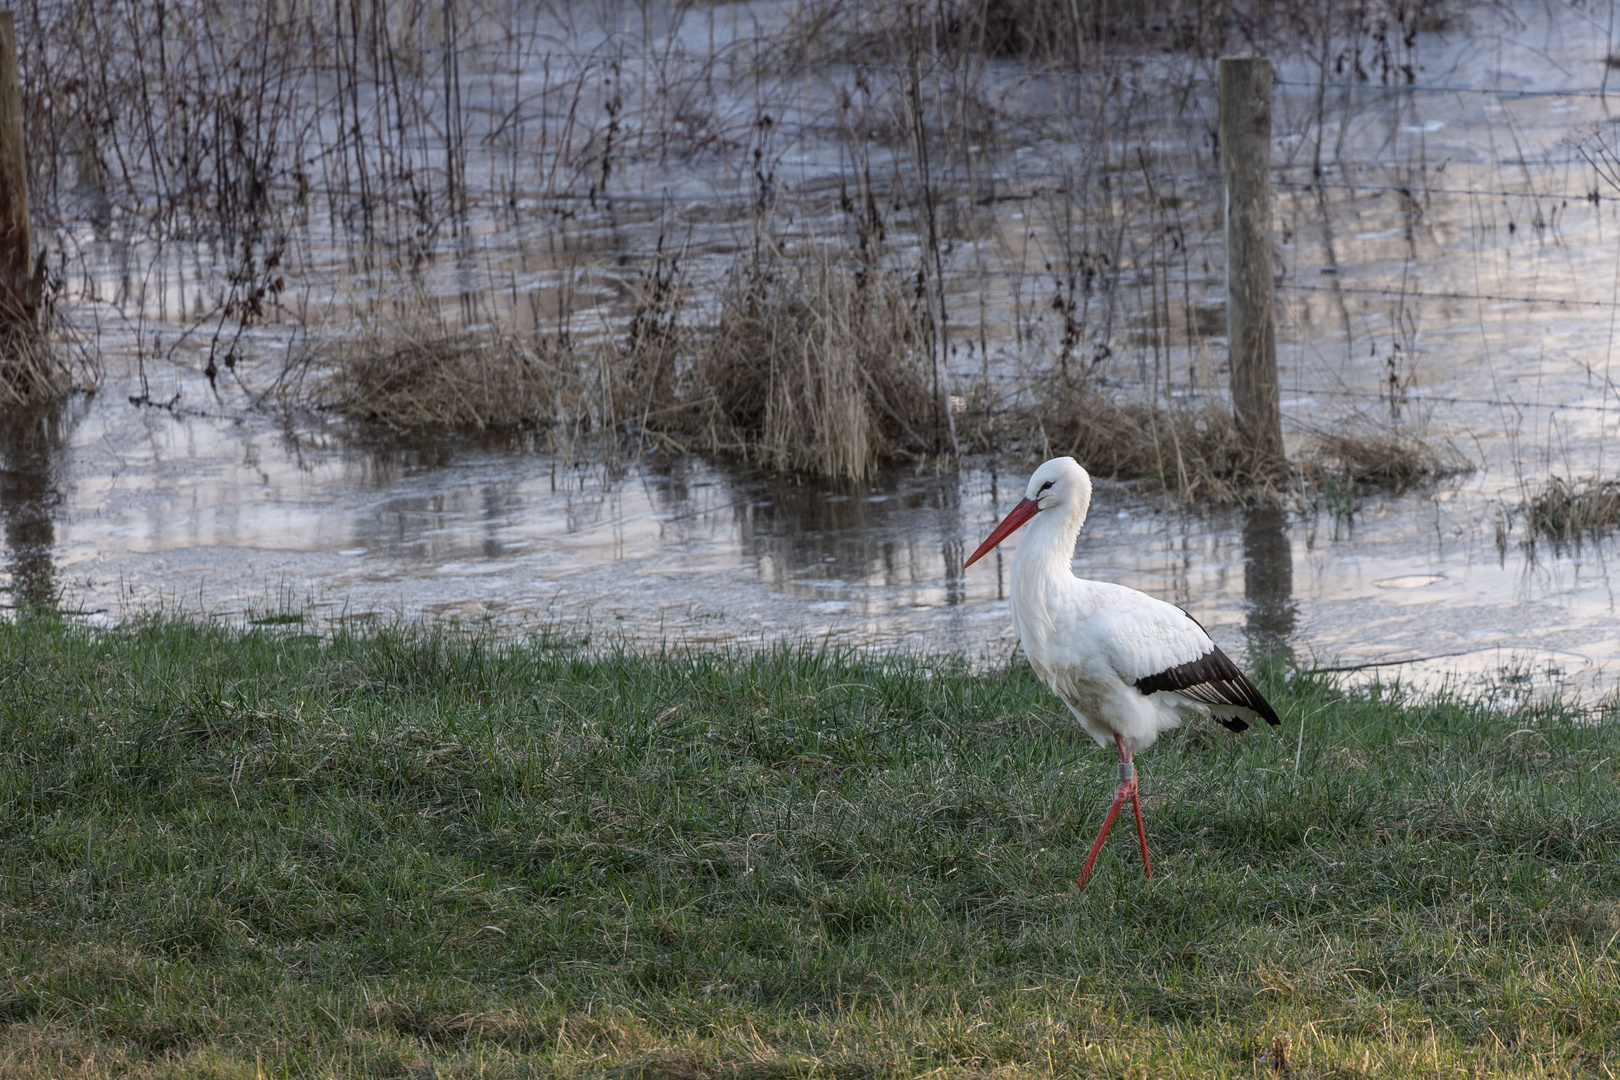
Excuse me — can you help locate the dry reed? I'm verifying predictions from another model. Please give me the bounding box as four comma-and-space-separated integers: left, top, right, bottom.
0, 262, 92, 406
1303, 425, 1472, 491
0, 332, 73, 407
1038, 383, 1265, 501
952, 381, 1471, 504
679, 244, 936, 481
784, 0, 1461, 68
1520, 476, 1620, 545
311, 330, 563, 430
953, 376, 1279, 502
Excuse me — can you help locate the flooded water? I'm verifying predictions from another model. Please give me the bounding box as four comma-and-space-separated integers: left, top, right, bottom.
7, 0, 1620, 702
5, 353, 1618, 705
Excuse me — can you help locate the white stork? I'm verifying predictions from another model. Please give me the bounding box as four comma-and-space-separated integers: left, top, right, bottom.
964, 456, 1280, 888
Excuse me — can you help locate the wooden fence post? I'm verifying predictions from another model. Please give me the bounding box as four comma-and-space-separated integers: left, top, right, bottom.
0, 9, 34, 328
1220, 56, 1284, 467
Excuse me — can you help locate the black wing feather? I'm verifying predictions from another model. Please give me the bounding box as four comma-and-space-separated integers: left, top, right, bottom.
1132, 643, 1280, 731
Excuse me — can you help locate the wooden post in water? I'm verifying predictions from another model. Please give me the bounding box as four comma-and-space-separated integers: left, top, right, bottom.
1219, 56, 1284, 467
0, 9, 33, 327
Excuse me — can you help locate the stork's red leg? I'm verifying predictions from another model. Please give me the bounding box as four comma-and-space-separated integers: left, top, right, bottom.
1074, 782, 1131, 890
1113, 734, 1152, 878
1074, 735, 1151, 890
1131, 786, 1152, 879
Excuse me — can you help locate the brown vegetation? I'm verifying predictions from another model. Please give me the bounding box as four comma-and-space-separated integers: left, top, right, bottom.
0, 267, 91, 406
965, 379, 1273, 502
295, 281, 1470, 503
1303, 423, 1472, 491
294, 243, 943, 484
786, 0, 1462, 69
680, 246, 938, 481
1520, 476, 1620, 545
957, 385, 1469, 503
0, 330, 70, 406
307, 330, 563, 430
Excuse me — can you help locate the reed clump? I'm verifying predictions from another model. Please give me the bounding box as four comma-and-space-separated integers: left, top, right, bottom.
787, 0, 1462, 67
679, 246, 937, 482
962, 381, 1472, 504
1303, 426, 1472, 491
966, 378, 1270, 502
312, 330, 565, 430
1520, 476, 1620, 544
0, 265, 93, 406
0, 331, 73, 406
304, 243, 945, 481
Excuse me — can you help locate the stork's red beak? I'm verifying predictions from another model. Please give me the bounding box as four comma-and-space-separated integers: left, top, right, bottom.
963, 497, 1040, 569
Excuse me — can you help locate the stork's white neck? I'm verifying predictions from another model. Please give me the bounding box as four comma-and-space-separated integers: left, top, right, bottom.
1011, 494, 1088, 584
1006, 493, 1090, 662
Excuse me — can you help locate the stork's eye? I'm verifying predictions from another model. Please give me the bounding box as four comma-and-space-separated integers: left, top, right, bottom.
1038, 481, 1055, 494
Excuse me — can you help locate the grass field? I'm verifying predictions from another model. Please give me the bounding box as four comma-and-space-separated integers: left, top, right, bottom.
0, 616, 1617, 1078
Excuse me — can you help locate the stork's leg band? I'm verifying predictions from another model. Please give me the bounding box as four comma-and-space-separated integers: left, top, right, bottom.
1118, 761, 1135, 783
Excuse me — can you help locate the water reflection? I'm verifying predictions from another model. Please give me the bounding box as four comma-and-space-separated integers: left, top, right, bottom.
726, 469, 967, 598
1242, 503, 1296, 661
0, 403, 72, 610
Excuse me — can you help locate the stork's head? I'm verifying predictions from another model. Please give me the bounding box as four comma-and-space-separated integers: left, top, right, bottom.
1023, 456, 1091, 509
963, 457, 1092, 569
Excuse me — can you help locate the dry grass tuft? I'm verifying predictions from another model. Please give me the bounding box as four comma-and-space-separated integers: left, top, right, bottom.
0, 272, 92, 406
310, 330, 564, 429
786, 0, 1463, 68
681, 246, 938, 481
0, 331, 74, 406
621, 257, 687, 431
961, 384, 1473, 504
1044, 386, 1268, 501
960, 378, 1279, 502
1303, 426, 1472, 491
1520, 476, 1620, 544
554, 1010, 650, 1055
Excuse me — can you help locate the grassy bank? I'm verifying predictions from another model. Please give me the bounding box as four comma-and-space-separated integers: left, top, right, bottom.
0, 618, 1617, 1078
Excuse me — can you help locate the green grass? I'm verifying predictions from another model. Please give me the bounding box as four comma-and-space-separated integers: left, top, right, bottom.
1, 617, 1618, 1078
